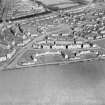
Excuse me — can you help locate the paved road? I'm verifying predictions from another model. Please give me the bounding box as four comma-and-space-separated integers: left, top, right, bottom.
3, 31, 50, 70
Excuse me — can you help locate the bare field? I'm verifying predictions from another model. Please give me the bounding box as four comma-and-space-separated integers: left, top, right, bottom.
1, 60, 105, 105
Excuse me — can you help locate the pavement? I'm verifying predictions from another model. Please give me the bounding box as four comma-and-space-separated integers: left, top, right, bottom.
3, 31, 50, 70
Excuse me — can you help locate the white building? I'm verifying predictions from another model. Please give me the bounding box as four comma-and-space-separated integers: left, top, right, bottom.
96, 35, 102, 39
68, 44, 81, 49
35, 51, 60, 57
0, 56, 7, 62
52, 33, 58, 37
22, 62, 36, 66
100, 30, 105, 34
31, 34, 38, 37
93, 44, 98, 48
79, 50, 91, 55
47, 40, 54, 45
6, 44, 11, 49
62, 33, 69, 36
37, 40, 46, 44
11, 41, 15, 46
88, 36, 94, 40
65, 54, 69, 59
27, 32, 31, 37
103, 34, 105, 38
23, 38, 31, 45
102, 54, 105, 57
22, 34, 27, 40
43, 44, 50, 49
76, 41, 83, 44
32, 44, 41, 49
17, 43, 24, 47
102, 16, 105, 20
7, 49, 16, 59
52, 45, 66, 49
76, 44, 82, 49
83, 43, 90, 49
73, 57, 81, 60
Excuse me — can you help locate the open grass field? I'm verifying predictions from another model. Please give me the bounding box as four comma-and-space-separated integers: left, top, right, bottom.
1, 60, 105, 105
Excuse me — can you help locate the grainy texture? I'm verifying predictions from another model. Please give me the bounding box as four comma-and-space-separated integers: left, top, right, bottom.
0, 0, 105, 105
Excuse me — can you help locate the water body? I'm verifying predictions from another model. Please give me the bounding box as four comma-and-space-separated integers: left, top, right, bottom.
0, 60, 105, 105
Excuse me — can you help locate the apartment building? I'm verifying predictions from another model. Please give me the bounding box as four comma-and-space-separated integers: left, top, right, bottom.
68, 44, 81, 49
52, 44, 66, 50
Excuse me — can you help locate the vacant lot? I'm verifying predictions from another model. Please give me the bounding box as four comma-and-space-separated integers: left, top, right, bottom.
1, 60, 105, 105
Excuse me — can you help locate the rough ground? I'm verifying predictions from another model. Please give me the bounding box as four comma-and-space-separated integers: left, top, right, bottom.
0, 61, 105, 105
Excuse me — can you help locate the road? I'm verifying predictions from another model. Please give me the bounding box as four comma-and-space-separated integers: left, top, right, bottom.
3, 30, 50, 70
1, 2, 105, 104
3, 28, 105, 70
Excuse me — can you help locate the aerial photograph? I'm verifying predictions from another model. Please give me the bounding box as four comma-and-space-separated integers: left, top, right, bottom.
1, 0, 105, 105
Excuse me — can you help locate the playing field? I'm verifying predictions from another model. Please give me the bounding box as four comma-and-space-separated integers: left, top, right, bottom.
0, 60, 105, 105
